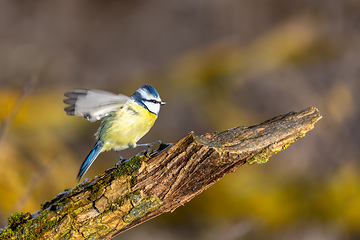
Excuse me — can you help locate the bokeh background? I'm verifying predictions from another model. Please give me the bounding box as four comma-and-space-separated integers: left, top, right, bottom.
0, 1, 359, 239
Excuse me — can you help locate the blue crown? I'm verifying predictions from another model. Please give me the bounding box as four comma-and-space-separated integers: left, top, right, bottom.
131, 84, 159, 100
140, 85, 159, 98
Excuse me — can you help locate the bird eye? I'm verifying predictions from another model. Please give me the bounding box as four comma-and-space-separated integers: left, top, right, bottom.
145, 99, 161, 104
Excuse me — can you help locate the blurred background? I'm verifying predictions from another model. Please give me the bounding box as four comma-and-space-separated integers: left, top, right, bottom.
0, 0, 359, 239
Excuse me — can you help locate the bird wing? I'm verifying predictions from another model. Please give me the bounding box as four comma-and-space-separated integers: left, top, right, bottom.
64, 89, 131, 122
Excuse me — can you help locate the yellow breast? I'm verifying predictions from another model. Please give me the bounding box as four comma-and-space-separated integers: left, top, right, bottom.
97, 103, 157, 152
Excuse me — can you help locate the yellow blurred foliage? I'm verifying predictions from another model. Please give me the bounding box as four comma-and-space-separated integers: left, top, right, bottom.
0, 88, 82, 214
167, 163, 360, 233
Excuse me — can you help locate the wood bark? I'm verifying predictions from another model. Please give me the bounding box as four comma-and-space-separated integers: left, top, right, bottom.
0, 107, 322, 240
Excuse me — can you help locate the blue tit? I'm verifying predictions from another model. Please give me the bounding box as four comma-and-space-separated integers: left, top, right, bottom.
63, 85, 165, 181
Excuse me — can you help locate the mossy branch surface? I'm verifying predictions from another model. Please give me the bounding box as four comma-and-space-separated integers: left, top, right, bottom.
0, 107, 322, 240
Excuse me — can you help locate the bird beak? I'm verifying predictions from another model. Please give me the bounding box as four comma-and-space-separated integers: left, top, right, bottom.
161, 101, 166, 105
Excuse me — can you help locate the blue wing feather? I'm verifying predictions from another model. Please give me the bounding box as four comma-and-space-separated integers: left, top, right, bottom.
77, 140, 103, 181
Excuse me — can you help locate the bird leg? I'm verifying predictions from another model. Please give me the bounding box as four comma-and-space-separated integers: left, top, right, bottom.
115, 151, 128, 167
136, 140, 162, 147
137, 140, 162, 158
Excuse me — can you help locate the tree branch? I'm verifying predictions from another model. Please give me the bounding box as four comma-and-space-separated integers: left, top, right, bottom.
0, 107, 322, 239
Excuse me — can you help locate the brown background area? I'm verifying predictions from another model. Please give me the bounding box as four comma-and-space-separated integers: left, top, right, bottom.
0, 1, 359, 239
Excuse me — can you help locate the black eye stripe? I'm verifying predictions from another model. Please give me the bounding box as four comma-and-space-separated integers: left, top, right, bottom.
145, 99, 160, 104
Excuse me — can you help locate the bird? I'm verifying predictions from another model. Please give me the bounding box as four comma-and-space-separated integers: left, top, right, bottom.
63, 84, 165, 181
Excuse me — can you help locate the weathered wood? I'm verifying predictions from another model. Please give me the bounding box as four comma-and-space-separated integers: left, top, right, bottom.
0, 107, 322, 240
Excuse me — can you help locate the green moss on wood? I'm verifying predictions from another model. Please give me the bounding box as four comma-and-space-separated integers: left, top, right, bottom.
123, 194, 162, 224
0, 208, 71, 240
112, 156, 143, 178
0, 227, 14, 239
7, 212, 31, 230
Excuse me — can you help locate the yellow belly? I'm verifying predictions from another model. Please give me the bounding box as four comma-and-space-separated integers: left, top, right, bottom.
96, 103, 157, 152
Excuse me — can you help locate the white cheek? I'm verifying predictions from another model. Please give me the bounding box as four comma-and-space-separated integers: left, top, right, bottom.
146, 102, 160, 115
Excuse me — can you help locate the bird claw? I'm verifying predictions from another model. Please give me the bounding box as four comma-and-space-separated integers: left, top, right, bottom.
116, 141, 171, 166
115, 158, 129, 167
145, 145, 152, 158
141, 142, 172, 158
136, 140, 163, 158
115, 151, 128, 167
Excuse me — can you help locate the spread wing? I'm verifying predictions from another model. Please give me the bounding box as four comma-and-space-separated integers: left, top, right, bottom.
63, 89, 131, 122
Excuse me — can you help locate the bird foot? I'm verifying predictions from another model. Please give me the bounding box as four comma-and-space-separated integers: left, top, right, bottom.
115, 151, 129, 167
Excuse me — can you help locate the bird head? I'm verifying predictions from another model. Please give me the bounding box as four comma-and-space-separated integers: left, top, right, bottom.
131, 85, 165, 115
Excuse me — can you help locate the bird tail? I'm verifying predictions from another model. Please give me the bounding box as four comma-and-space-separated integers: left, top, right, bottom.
77, 140, 103, 181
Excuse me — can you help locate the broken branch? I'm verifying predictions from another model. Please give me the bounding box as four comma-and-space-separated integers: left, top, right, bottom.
0, 107, 322, 240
